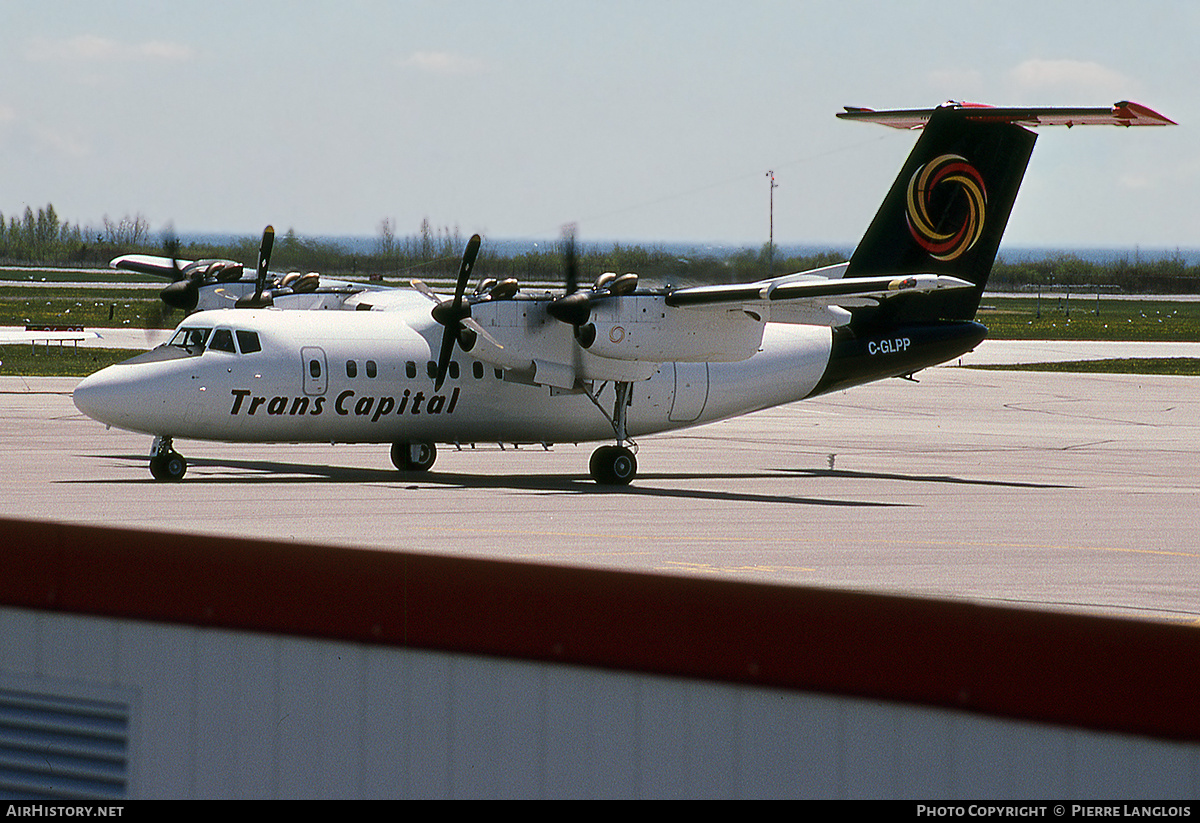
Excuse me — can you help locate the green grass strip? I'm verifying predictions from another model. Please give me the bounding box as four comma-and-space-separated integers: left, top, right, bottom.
0, 346, 135, 377
964, 358, 1200, 375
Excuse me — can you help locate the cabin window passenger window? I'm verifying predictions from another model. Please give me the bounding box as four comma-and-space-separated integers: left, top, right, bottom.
366, 360, 377, 378
309, 360, 321, 379
473, 361, 484, 379
346, 360, 357, 378
495, 368, 503, 380
406, 361, 417, 379
236, 331, 261, 354
209, 328, 236, 352
449, 362, 459, 380
427, 361, 437, 379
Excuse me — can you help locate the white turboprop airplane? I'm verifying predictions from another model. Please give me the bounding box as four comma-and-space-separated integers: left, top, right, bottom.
109, 225, 364, 315
73, 101, 1174, 484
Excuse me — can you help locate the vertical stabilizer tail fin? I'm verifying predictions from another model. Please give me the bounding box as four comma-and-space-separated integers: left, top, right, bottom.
842, 105, 1037, 321
839, 101, 1175, 321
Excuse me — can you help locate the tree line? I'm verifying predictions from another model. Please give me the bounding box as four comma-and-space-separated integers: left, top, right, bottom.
988, 252, 1200, 295
3, 203, 1198, 293
0, 204, 159, 265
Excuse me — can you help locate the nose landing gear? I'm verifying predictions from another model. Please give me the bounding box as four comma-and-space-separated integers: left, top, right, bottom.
149, 436, 187, 481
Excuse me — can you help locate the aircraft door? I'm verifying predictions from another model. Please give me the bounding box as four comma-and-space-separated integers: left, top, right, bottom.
669, 362, 709, 422
302, 347, 328, 395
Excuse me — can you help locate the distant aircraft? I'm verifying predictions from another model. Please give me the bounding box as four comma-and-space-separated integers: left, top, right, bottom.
74, 101, 1174, 483
110, 226, 366, 315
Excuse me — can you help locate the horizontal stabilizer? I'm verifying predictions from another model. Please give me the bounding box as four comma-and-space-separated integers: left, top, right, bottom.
838, 101, 1176, 130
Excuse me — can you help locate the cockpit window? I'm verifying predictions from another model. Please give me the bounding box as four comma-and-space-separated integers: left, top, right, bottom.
209, 328, 236, 352
236, 330, 261, 354
168, 327, 211, 350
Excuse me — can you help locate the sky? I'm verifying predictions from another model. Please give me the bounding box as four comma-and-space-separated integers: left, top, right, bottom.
1, 0, 1197, 251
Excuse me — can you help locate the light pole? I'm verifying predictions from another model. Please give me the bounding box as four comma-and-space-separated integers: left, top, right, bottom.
766, 170, 778, 273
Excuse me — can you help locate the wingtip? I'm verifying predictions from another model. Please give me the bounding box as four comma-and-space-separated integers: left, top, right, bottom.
1114, 101, 1177, 126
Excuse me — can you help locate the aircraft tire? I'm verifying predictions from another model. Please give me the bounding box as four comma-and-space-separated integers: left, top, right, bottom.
590, 445, 637, 486
149, 451, 187, 482
391, 441, 437, 472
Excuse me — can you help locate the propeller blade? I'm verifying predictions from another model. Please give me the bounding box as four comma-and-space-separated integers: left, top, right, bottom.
563, 224, 578, 296
463, 317, 502, 350
433, 234, 484, 391
434, 326, 458, 391
163, 228, 185, 282
454, 234, 482, 304
253, 225, 275, 302
410, 279, 441, 303
235, 225, 276, 308
547, 225, 592, 327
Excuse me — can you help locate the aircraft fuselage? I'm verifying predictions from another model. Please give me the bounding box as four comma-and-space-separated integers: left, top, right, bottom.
73, 307, 854, 447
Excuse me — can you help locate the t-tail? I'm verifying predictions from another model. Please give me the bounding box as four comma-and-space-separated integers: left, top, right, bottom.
808, 101, 1174, 396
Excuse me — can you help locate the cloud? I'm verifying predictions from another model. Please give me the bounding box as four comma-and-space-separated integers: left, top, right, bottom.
1008, 58, 1135, 98
24, 35, 196, 63
399, 51, 490, 76
0, 105, 90, 159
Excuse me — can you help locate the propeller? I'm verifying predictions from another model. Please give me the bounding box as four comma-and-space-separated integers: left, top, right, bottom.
547, 226, 598, 348
427, 234, 482, 391
143, 229, 193, 335
156, 232, 198, 313
235, 226, 275, 308
147, 225, 271, 317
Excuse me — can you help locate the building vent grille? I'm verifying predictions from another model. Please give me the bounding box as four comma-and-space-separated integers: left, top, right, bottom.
0, 685, 129, 800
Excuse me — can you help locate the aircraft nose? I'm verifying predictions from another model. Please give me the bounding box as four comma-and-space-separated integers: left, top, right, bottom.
73, 366, 128, 427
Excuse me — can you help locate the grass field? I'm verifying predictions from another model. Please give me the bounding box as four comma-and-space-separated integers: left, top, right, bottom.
0, 346, 133, 377
0, 289, 167, 329
977, 296, 1200, 341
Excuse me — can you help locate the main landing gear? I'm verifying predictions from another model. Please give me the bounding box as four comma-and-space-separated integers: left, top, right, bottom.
587, 380, 637, 486
391, 441, 437, 472
589, 444, 637, 485
149, 436, 186, 481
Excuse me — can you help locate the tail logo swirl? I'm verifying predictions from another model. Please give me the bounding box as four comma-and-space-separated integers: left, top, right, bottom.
905, 154, 987, 261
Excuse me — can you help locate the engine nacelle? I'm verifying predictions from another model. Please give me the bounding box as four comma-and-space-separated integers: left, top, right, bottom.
584, 295, 765, 363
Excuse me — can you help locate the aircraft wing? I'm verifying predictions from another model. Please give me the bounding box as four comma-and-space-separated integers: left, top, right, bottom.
665, 268, 974, 322
110, 254, 192, 278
